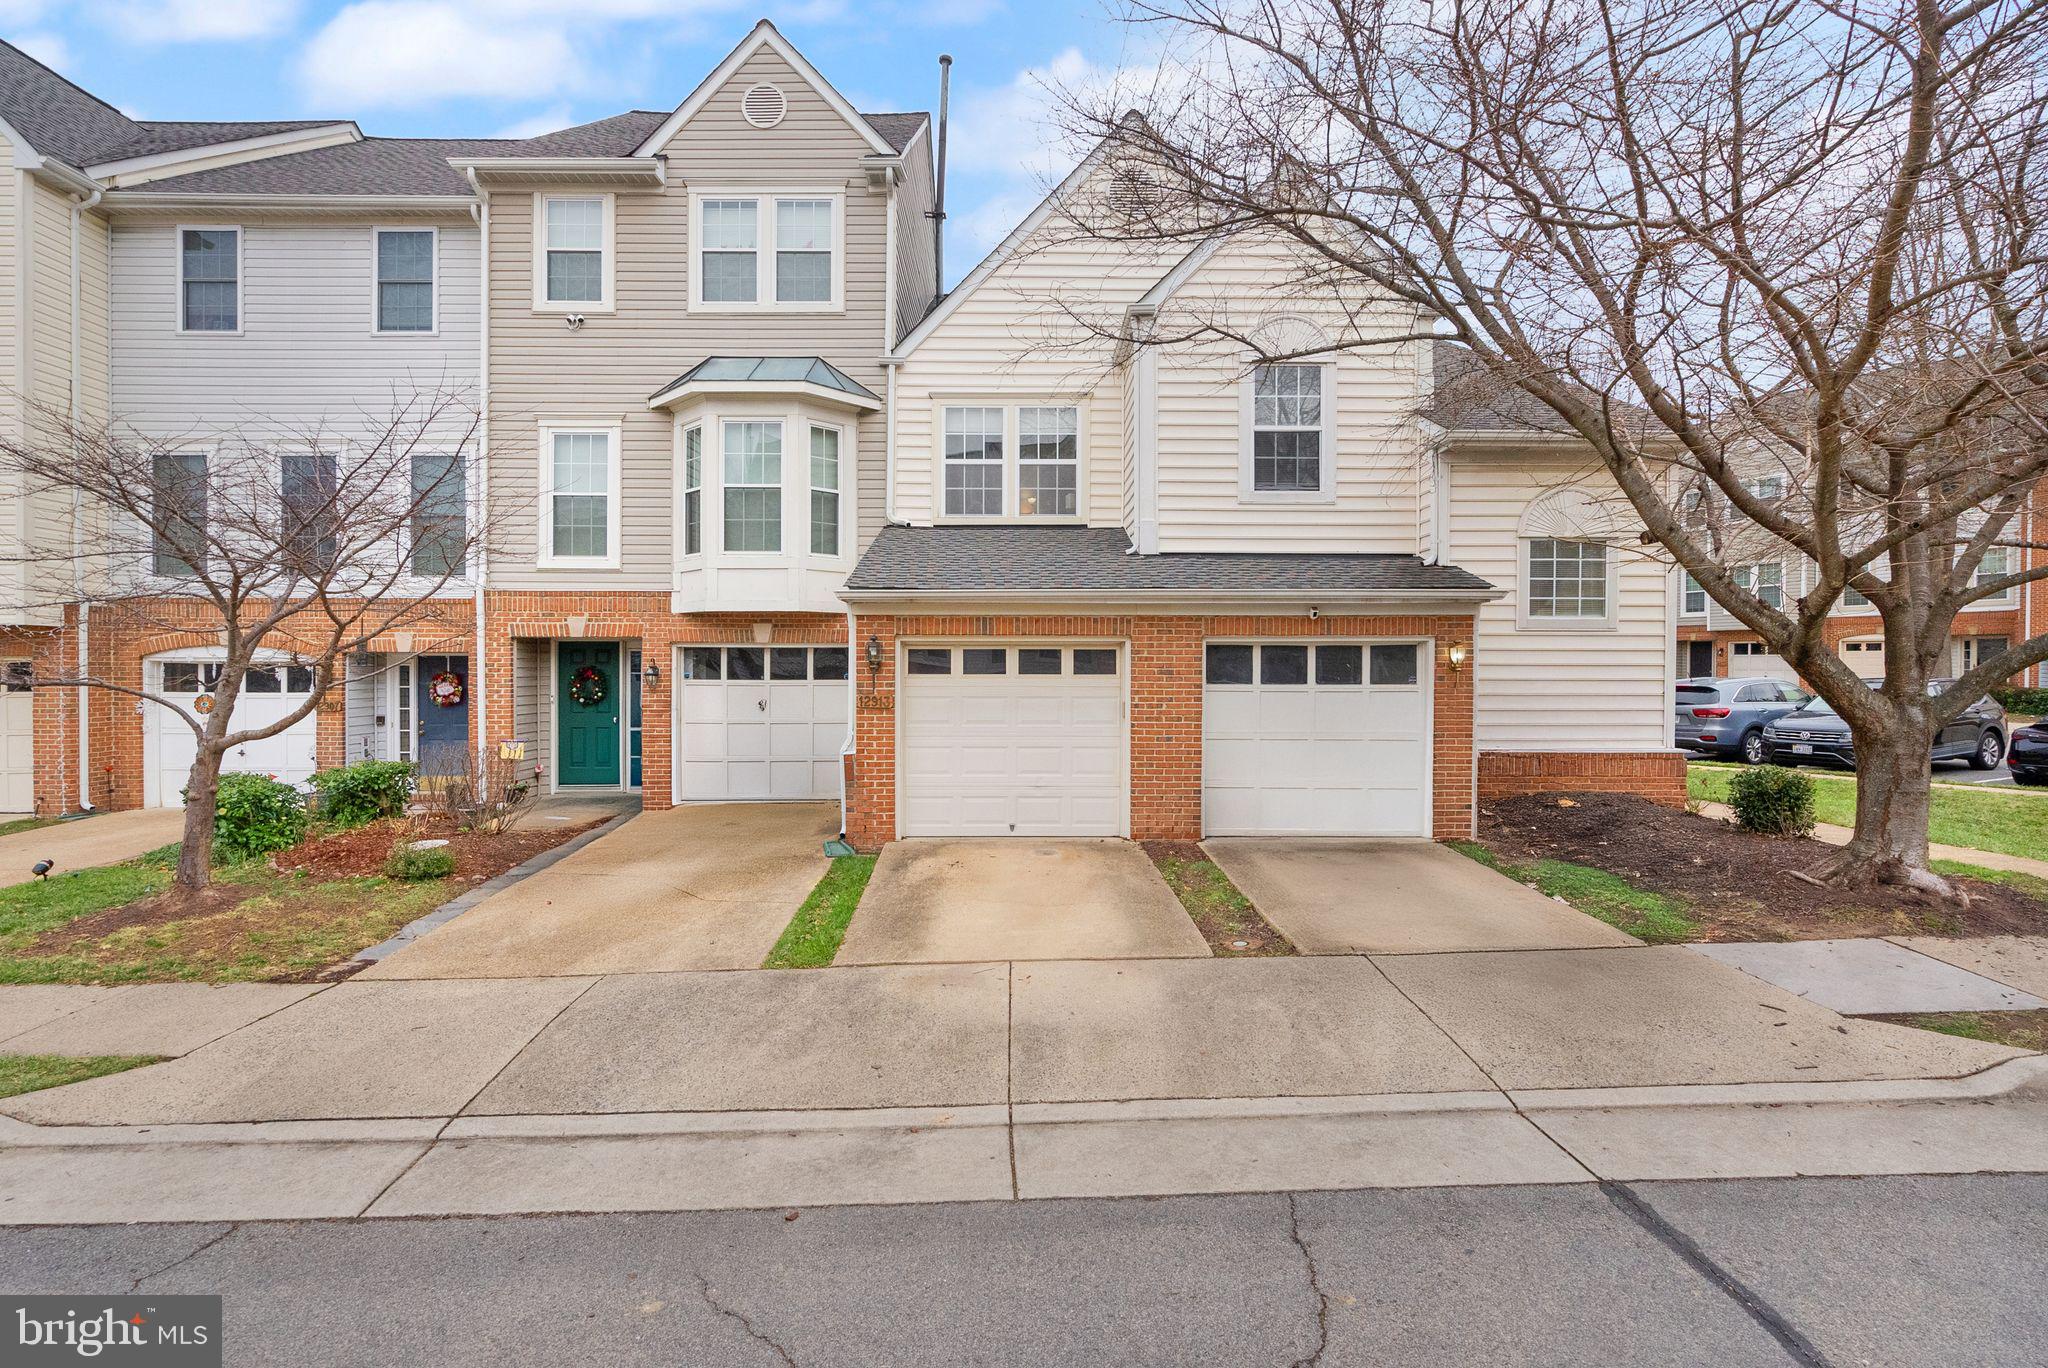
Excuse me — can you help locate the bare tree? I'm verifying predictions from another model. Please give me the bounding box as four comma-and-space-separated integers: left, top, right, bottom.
0, 388, 494, 895
1062, 0, 2048, 896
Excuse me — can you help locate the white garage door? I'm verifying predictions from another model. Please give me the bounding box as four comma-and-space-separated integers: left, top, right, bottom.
1729, 640, 1797, 682
0, 661, 32, 812
1204, 641, 1430, 837
899, 644, 1125, 837
1840, 638, 1885, 679
146, 658, 319, 807
676, 644, 847, 801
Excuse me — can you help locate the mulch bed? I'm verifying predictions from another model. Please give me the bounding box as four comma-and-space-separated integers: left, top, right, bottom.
275, 813, 605, 883
1480, 791, 2046, 942
33, 883, 260, 952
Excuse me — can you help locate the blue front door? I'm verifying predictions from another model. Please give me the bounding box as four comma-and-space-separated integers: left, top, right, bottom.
415, 653, 469, 776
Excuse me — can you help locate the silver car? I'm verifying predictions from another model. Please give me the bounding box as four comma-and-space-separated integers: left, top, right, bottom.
1674, 676, 1814, 765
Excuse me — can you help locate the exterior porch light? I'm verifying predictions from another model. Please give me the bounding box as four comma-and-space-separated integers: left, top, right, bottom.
642, 661, 661, 688
1447, 643, 1468, 672
865, 634, 883, 685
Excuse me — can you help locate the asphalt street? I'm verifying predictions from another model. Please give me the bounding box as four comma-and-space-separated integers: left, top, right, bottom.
5, 1173, 2044, 1366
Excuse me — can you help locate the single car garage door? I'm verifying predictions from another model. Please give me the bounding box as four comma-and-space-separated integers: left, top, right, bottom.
676, 644, 848, 801
1203, 641, 1430, 837
145, 657, 319, 807
1729, 640, 1798, 683
0, 660, 32, 812
899, 644, 1125, 837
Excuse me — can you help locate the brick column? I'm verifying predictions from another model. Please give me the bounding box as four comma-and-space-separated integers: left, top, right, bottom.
845, 612, 898, 848
1128, 616, 1203, 840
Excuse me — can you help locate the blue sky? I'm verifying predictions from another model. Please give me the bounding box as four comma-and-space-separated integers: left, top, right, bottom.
4, 1, 1163, 284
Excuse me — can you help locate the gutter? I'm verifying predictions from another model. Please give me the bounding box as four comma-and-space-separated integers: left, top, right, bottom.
99, 191, 471, 213
837, 587, 1506, 608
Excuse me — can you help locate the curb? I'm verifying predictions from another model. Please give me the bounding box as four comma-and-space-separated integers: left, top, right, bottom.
352, 810, 637, 964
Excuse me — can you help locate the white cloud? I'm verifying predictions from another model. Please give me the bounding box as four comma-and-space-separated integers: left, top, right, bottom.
7, 27, 67, 69
491, 103, 576, 139
298, 2, 581, 109
102, 0, 301, 42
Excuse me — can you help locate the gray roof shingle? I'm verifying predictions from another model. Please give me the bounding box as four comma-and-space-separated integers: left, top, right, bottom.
0, 41, 338, 167
846, 526, 1495, 595
862, 112, 927, 153
1426, 341, 1656, 437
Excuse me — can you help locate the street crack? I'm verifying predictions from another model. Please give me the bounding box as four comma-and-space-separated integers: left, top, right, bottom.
693, 1272, 799, 1367
130, 1223, 240, 1292
1285, 1193, 1331, 1368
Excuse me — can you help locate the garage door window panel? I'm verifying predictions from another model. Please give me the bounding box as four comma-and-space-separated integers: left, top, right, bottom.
907, 648, 952, 675
813, 648, 848, 680
1315, 645, 1362, 685
1260, 645, 1309, 685
771, 648, 809, 681
1073, 649, 1117, 676
1018, 648, 1062, 676
727, 647, 766, 680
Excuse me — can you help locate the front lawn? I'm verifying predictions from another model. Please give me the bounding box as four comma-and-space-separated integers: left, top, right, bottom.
0, 815, 604, 984
0, 1053, 161, 1099
1686, 765, 2048, 861
764, 856, 878, 969
1866, 1010, 2048, 1053
0, 815, 57, 839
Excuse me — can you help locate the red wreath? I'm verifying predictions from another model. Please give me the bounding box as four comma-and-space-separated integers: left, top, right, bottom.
428, 670, 466, 708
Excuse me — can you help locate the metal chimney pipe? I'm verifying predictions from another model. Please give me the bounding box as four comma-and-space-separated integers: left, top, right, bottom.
932, 53, 952, 289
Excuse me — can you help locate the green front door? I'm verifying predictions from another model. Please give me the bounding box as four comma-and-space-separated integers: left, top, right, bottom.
557, 642, 621, 786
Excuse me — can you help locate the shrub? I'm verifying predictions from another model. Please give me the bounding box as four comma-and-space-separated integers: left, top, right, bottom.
211, 772, 308, 860
384, 841, 456, 882
1991, 687, 2048, 717
310, 759, 415, 828
1727, 764, 1816, 837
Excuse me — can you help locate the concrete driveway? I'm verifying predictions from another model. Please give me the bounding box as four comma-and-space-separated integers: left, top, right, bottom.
0, 808, 185, 888
1204, 839, 1638, 954
358, 802, 836, 978
836, 840, 1209, 965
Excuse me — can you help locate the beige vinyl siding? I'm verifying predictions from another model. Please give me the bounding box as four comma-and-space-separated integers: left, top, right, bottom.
891, 127, 938, 344
488, 46, 892, 587
1150, 237, 1426, 555
513, 639, 549, 779
1449, 456, 1671, 750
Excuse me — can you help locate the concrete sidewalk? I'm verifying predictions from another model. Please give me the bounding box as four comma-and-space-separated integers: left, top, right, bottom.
0, 808, 185, 889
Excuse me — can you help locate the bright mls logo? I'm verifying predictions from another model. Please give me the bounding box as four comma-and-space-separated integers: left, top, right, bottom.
4, 1297, 220, 1366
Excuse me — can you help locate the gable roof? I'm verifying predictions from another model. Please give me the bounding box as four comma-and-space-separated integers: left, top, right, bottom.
632, 20, 899, 158
0, 40, 341, 168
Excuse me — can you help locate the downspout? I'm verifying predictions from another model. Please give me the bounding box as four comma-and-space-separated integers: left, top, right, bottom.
70, 186, 102, 811
467, 172, 490, 774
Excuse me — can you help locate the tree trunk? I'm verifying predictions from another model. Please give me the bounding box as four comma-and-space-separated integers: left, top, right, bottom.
174, 750, 220, 893
1811, 720, 1955, 899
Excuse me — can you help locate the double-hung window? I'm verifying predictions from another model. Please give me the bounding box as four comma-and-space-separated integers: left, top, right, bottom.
537, 195, 610, 309
1681, 573, 1707, 616
1971, 546, 2015, 604
179, 227, 239, 332
692, 193, 839, 309
1526, 538, 1609, 620
1246, 363, 1329, 497
682, 425, 703, 557
940, 404, 1081, 518
542, 427, 615, 564
810, 426, 840, 556
723, 421, 782, 553
410, 450, 465, 576
280, 449, 338, 574
152, 451, 208, 577
375, 228, 435, 333
1735, 561, 1784, 609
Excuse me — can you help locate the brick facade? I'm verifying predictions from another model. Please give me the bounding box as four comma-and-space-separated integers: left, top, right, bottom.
843, 610, 1481, 848
1477, 750, 1688, 808
1679, 610, 2026, 683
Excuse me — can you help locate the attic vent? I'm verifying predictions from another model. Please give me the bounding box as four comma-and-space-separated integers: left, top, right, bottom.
1108, 164, 1161, 216
742, 84, 787, 129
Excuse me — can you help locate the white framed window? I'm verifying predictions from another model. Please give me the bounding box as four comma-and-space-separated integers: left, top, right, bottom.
1744, 474, 1786, 501
1241, 363, 1334, 501
1681, 573, 1707, 616
938, 403, 1083, 520
722, 420, 783, 553
690, 191, 842, 311
1523, 537, 1612, 624
942, 406, 1006, 517
177, 225, 240, 333
1734, 561, 1784, 609
374, 227, 436, 334
537, 423, 619, 567
409, 450, 465, 577
280, 448, 338, 573
1842, 583, 1872, 609
809, 425, 841, 557
1970, 545, 2015, 605
151, 450, 208, 577
1961, 636, 2009, 673
533, 194, 614, 312
681, 424, 703, 558
393, 659, 415, 766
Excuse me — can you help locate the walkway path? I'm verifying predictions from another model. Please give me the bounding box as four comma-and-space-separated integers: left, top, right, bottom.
0, 808, 185, 889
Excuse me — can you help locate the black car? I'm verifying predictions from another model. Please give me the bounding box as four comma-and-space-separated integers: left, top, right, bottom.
2011, 722, 2048, 787
1762, 679, 2007, 772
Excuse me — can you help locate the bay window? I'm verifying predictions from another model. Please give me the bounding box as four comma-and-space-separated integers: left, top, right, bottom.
722, 421, 783, 553
940, 403, 1082, 518
410, 450, 465, 576
152, 451, 208, 577
682, 425, 703, 556
692, 193, 840, 309
810, 426, 840, 556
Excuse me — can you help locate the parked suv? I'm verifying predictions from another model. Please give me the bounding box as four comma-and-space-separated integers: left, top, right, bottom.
1763, 680, 2007, 771
1674, 677, 1812, 765
2009, 721, 2048, 786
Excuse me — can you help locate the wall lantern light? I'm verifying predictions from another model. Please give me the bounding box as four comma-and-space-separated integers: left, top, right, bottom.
865, 634, 883, 685
642, 662, 661, 688
1447, 643, 1468, 673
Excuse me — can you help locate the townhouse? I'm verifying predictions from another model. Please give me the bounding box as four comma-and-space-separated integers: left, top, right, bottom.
0, 20, 1697, 836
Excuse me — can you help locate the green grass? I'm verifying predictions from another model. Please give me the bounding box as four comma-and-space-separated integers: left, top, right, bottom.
1687, 766, 2048, 861
1149, 851, 1295, 955
0, 1053, 162, 1099
1868, 1010, 2048, 1053
1450, 841, 1701, 943
763, 856, 878, 969
0, 841, 453, 984
1930, 860, 2048, 901
0, 815, 57, 839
